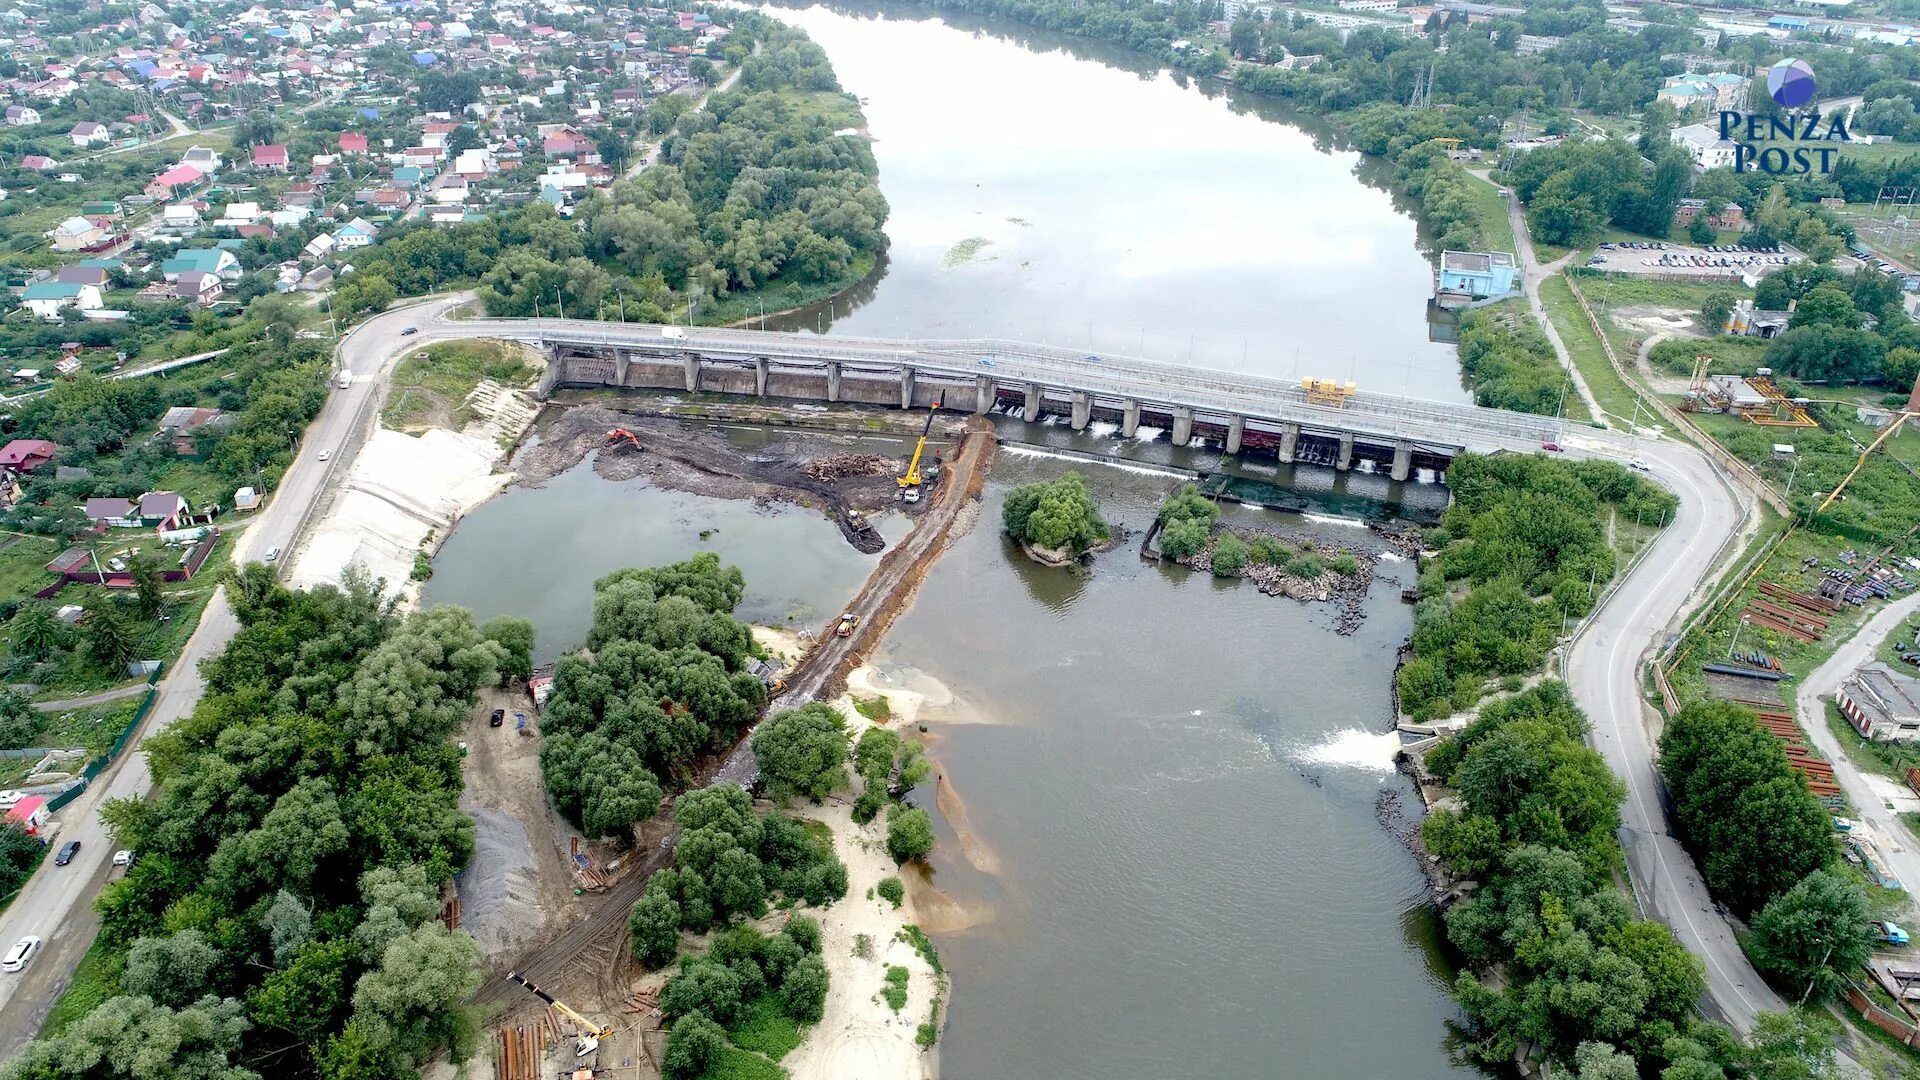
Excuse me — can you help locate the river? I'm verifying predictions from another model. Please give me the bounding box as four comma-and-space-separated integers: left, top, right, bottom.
763, 4, 1469, 403
428, 9, 1480, 1076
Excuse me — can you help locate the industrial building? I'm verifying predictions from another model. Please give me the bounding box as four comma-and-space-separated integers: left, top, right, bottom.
1839, 663, 1920, 742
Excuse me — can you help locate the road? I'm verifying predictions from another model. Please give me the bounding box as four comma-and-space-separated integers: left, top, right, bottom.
1799, 592, 1920, 909
1498, 178, 1606, 426
0, 297, 459, 1055
624, 51, 749, 179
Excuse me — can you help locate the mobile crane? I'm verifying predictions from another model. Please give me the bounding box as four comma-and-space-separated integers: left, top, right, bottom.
897, 398, 941, 504
506, 971, 613, 1057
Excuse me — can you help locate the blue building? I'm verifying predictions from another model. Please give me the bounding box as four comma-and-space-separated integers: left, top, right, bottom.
1436, 250, 1518, 301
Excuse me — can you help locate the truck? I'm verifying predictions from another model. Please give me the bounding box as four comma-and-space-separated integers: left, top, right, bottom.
1875, 920, 1910, 946
337, 371, 352, 389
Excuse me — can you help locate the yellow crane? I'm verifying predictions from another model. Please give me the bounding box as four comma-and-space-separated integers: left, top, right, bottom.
897, 397, 942, 503
507, 972, 612, 1058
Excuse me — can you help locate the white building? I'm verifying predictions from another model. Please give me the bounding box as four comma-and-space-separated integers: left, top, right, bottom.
1672, 123, 1737, 171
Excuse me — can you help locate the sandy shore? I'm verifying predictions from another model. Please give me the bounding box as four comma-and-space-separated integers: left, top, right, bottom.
775, 656, 974, 1080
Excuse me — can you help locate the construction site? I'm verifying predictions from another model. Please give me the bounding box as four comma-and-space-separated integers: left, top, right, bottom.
446, 403, 997, 1080
1680, 362, 1819, 428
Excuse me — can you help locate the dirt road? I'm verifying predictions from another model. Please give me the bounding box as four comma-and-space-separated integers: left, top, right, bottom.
473, 421, 995, 1008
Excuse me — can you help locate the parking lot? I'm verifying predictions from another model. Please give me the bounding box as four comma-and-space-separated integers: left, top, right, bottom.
1587, 240, 1798, 281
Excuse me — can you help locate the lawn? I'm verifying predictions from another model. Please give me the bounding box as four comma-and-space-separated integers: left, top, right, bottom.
1687, 408, 1920, 543
383, 339, 538, 432
1537, 274, 1647, 428
1645, 334, 1772, 378
0, 535, 61, 601
708, 1046, 787, 1080
1460, 172, 1516, 255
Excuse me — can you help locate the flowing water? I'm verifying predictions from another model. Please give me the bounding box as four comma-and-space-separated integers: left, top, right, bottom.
429, 10, 1484, 1074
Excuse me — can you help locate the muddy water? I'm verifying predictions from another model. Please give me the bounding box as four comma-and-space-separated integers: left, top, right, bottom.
764, 4, 1467, 402
427, 429, 1473, 1078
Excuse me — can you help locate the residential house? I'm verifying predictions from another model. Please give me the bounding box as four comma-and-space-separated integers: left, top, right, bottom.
302, 232, 337, 260
175, 271, 223, 306
1435, 250, 1518, 300
20, 154, 56, 171
22, 281, 101, 318
1672, 123, 1738, 171
332, 217, 378, 249
146, 163, 205, 199
298, 264, 333, 291
4, 105, 39, 126
137, 491, 188, 527
5, 796, 48, 837
53, 266, 109, 288
47, 215, 107, 252
180, 145, 222, 174
0, 439, 56, 471
68, 120, 108, 147
161, 202, 202, 230
157, 406, 223, 452
217, 201, 262, 227
338, 131, 368, 154
161, 247, 240, 282
284, 181, 321, 208
1839, 663, 1920, 742
249, 143, 289, 171
83, 496, 140, 526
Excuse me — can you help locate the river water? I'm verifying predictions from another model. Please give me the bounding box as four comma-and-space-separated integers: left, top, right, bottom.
765, 4, 1468, 403
429, 10, 1481, 1076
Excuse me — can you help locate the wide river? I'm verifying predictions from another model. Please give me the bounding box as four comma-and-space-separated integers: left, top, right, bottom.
767, 3, 1468, 402
430, 9, 1479, 1078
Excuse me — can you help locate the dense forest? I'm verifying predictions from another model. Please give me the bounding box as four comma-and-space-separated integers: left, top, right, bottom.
0, 567, 529, 1080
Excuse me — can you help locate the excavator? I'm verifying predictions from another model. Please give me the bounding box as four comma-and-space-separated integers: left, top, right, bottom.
605, 428, 641, 452
897, 398, 941, 504
506, 972, 613, 1058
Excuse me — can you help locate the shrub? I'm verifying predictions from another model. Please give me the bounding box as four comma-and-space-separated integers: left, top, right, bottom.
876, 876, 904, 908
1211, 533, 1248, 576
886, 806, 934, 864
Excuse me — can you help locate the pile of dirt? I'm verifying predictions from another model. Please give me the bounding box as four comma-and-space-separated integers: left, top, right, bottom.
803, 453, 896, 481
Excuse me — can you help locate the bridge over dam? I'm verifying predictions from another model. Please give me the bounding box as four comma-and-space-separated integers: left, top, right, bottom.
458, 319, 1562, 480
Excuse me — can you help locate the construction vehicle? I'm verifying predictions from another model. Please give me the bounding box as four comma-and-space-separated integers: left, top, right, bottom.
506, 972, 612, 1057
606, 428, 641, 452
836, 612, 857, 638
1877, 921, 1912, 947
897, 398, 941, 503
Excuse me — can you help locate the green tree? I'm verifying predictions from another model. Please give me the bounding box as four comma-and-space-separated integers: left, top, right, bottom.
1787, 286, 1858, 331
1882, 346, 1920, 394
1749, 870, 1873, 1005
1, 995, 257, 1080
886, 805, 933, 864
750, 702, 850, 802
481, 615, 535, 686
346, 924, 483, 1066
1211, 532, 1248, 577
8, 601, 62, 662
661, 1014, 725, 1080
1002, 472, 1108, 554
121, 930, 220, 1008
783, 953, 829, 1023
1687, 215, 1716, 246
127, 555, 164, 619
629, 889, 683, 969
84, 602, 138, 674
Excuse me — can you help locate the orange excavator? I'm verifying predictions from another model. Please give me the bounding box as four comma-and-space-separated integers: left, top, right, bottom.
606, 428, 641, 452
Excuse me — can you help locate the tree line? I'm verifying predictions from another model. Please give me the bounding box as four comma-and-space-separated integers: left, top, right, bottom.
1399, 453, 1675, 721
2, 566, 529, 1080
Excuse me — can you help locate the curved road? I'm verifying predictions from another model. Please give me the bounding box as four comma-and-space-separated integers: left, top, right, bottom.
0, 297, 1779, 1053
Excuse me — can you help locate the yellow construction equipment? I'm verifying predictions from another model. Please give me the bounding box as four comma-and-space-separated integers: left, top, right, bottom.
507, 972, 612, 1058
897, 397, 942, 502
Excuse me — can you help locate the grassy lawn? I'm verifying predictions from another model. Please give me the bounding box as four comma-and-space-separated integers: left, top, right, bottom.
708, 1046, 787, 1080
1461, 173, 1516, 255
1687, 408, 1920, 541
0, 696, 143, 787
1644, 334, 1771, 378
0, 535, 61, 600
383, 339, 537, 432
39, 937, 122, 1037
1827, 701, 1920, 783
1537, 274, 1646, 427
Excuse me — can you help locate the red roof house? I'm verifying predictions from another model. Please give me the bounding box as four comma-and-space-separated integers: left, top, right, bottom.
249, 143, 288, 171
5, 795, 48, 835
0, 439, 57, 471
146, 164, 204, 200
339, 131, 368, 154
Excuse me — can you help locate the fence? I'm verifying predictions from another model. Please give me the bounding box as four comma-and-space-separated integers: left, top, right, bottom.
1847, 983, 1920, 1046
38, 662, 163, 815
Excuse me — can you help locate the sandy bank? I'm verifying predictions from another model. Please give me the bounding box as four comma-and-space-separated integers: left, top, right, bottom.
289, 367, 541, 600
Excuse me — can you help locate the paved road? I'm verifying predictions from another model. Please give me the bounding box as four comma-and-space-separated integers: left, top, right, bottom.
1799, 592, 1920, 910
1562, 429, 1785, 1032
0, 297, 458, 1055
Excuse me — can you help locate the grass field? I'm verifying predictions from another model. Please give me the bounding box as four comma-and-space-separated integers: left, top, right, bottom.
1537, 275, 1646, 427
730, 994, 805, 1061
0, 535, 61, 601
1461, 173, 1516, 255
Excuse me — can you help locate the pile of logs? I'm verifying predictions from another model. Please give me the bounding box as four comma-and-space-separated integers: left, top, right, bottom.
803, 454, 896, 481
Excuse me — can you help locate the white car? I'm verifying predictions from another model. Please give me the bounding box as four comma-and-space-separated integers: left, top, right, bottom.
1629, 458, 1651, 472
3, 936, 41, 973
0, 790, 22, 809
111, 849, 134, 867
318, 450, 331, 462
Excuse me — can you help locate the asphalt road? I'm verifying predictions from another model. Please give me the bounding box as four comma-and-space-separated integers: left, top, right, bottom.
1798, 592, 1920, 911
1563, 428, 1785, 1032
0, 296, 460, 1055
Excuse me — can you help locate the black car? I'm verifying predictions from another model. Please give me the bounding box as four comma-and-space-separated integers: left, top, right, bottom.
400, 326, 419, 336
53, 840, 80, 866
489, 708, 505, 727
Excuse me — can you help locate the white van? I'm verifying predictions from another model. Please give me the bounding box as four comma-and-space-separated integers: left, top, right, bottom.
3, 936, 42, 973
337, 372, 352, 390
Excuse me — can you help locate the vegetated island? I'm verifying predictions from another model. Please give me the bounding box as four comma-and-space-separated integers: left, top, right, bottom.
1151, 484, 1390, 634
1001, 471, 1111, 567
